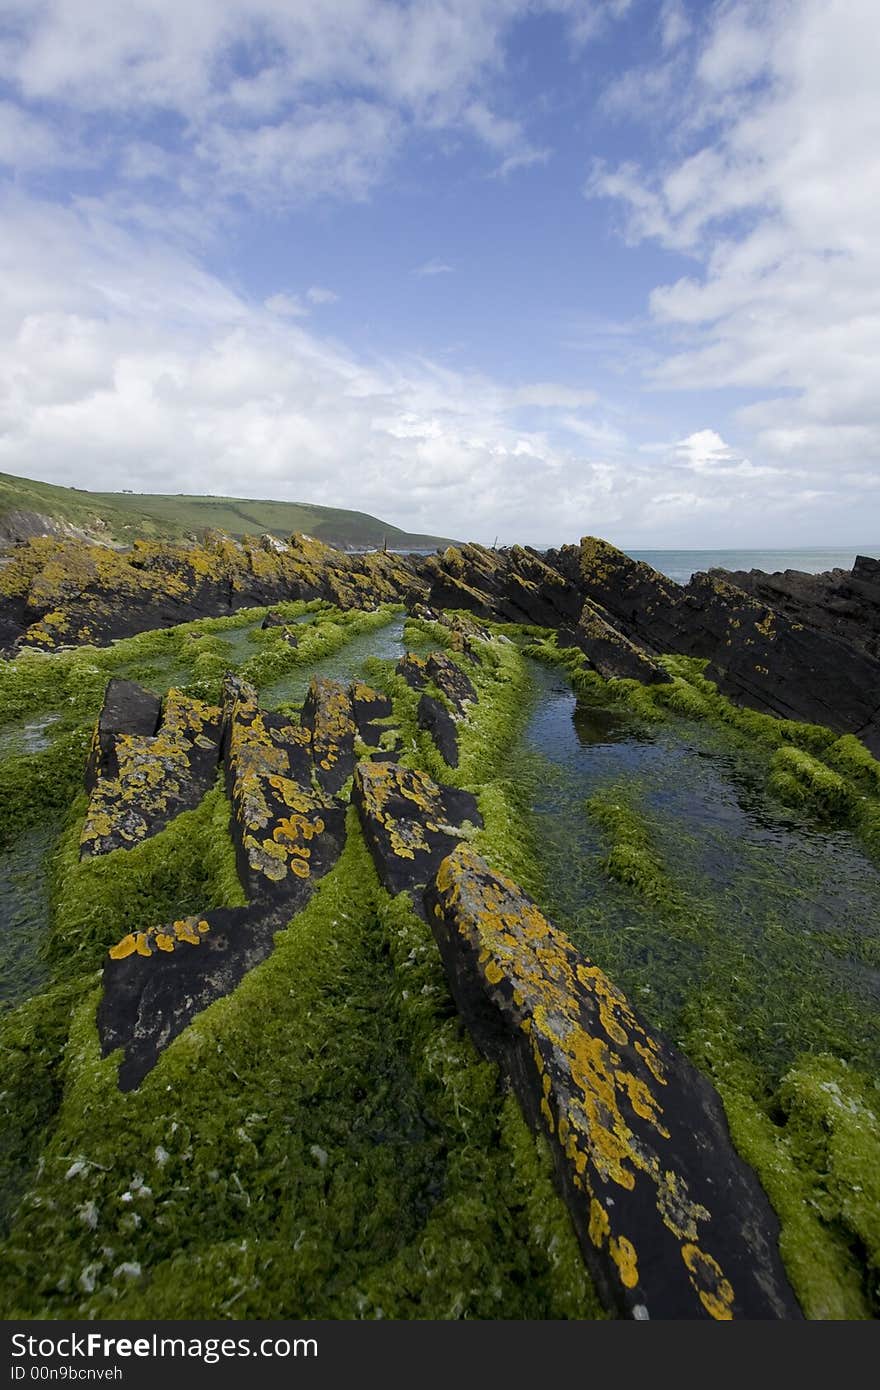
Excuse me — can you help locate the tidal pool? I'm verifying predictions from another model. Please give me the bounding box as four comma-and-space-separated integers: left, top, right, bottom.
516, 659, 880, 1085
260, 616, 419, 708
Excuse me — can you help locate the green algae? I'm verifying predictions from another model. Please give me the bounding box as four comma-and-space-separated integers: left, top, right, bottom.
0, 811, 601, 1319
5, 595, 880, 1318
585, 792, 678, 909
243, 605, 403, 703
507, 641, 880, 1316
0, 824, 54, 1013
49, 783, 246, 970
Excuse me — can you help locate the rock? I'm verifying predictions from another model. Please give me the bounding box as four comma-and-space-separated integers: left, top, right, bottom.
0, 529, 424, 652
417, 693, 459, 767
301, 677, 357, 794
420, 542, 583, 628
99, 905, 289, 1091
99, 679, 349, 1089
577, 538, 880, 753
224, 678, 312, 790
563, 600, 672, 684
349, 680, 393, 737
425, 843, 802, 1321
425, 651, 476, 712
230, 768, 345, 905
261, 609, 287, 628
81, 689, 222, 857
84, 678, 162, 793
396, 653, 429, 691
711, 554, 880, 662
352, 760, 481, 897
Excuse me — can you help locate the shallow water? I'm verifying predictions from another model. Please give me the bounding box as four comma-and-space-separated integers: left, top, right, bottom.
0, 823, 53, 1012
260, 616, 413, 708
0, 713, 59, 759
517, 660, 880, 1079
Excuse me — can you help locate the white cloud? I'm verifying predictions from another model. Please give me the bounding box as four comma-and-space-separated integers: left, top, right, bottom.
306, 286, 339, 304
264, 293, 309, 318
588, 0, 880, 501
3, 187, 827, 547
413, 258, 454, 277
0, 1, 616, 206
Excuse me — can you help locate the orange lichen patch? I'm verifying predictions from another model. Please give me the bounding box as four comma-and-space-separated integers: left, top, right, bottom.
432, 842, 735, 1313
107, 914, 212, 960
304, 677, 356, 770
609, 1236, 639, 1289
350, 680, 384, 706
234, 769, 334, 885
681, 1244, 736, 1321
80, 689, 222, 857
353, 760, 444, 862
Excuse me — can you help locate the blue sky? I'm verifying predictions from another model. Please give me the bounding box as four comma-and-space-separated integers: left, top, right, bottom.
0, 0, 878, 546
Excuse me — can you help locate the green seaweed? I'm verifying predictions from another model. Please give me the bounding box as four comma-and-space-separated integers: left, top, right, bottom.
0, 811, 601, 1319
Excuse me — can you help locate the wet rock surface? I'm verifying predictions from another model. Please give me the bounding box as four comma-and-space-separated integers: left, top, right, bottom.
424, 843, 802, 1320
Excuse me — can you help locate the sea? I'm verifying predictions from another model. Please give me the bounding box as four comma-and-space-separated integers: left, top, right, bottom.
626, 548, 879, 587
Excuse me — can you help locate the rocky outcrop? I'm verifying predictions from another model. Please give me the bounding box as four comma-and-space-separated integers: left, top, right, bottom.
560, 599, 672, 685
352, 760, 480, 897
417, 693, 460, 767
0, 530, 424, 652
420, 542, 583, 628
711, 555, 880, 661
425, 651, 476, 712
396, 652, 428, 691
424, 844, 802, 1320
301, 676, 358, 795
98, 672, 369, 1089
84, 678, 161, 793
81, 688, 223, 856
576, 538, 880, 753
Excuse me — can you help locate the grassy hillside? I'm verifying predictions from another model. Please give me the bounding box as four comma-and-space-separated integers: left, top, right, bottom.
0, 470, 456, 550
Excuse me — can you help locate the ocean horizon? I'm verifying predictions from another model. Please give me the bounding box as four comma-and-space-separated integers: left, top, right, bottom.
625, 547, 880, 587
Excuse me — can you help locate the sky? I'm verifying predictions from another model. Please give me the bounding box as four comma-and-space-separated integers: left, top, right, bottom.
0, 0, 878, 547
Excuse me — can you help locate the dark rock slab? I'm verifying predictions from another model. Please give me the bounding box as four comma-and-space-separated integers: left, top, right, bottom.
352, 759, 481, 897
396, 653, 429, 691
425, 843, 803, 1321
230, 768, 346, 905
224, 679, 313, 789
99, 904, 288, 1091
301, 676, 357, 794
84, 678, 162, 793
349, 680, 393, 737
425, 651, 476, 712
81, 690, 222, 857
563, 600, 672, 684
417, 693, 459, 767
711, 555, 880, 662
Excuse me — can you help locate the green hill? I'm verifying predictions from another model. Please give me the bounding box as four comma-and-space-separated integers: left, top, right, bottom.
0, 469, 456, 551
